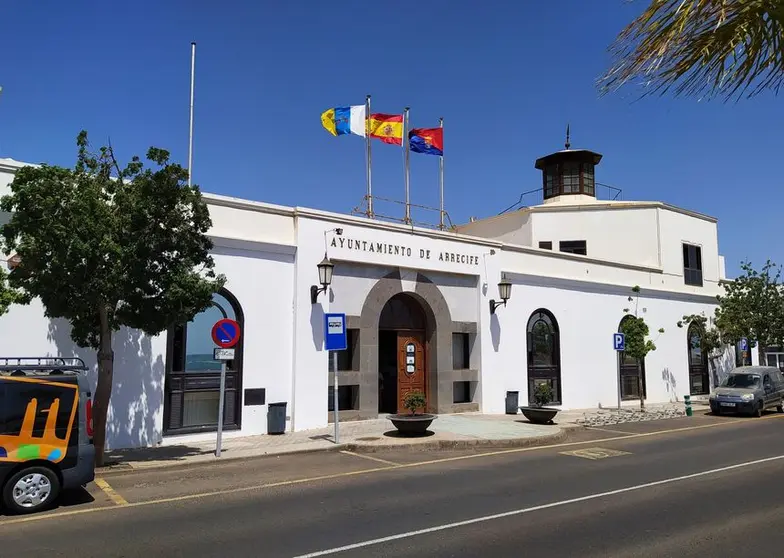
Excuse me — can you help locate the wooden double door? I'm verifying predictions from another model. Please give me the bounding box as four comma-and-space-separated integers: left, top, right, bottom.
379, 331, 427, 414
396, 332, 426, 413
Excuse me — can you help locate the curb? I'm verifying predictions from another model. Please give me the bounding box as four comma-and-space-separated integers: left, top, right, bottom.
96, 424, 581, 476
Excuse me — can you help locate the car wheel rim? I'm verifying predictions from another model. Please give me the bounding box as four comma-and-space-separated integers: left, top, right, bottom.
12, 473, 52, 508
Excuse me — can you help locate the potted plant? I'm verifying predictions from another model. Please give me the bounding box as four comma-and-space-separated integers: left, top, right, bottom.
386, 390, 437, 436
518, 383, 560, 424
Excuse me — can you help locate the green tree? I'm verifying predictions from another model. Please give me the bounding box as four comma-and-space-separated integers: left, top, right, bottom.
0, 131, 225, 465
621, 286, 665, 409
599, 0, 784, 100
714, 260, 784, 362
0, 265, 26, 315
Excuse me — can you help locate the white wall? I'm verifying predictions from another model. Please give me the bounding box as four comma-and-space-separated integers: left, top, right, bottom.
0, 299, 168, 450
658, 208, 721, 285
209, 243, 295, 437
530, 207, 660, 267
489, 275, 720, 410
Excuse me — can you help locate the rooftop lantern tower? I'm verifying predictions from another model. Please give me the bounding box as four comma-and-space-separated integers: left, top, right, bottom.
534, 126, 603, 204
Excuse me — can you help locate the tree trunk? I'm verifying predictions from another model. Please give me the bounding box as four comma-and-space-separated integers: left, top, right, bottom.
638, 359, 645, 411
93, 306, 114, 467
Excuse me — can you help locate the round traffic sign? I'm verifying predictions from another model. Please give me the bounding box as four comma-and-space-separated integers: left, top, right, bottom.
211, 318, 241, 348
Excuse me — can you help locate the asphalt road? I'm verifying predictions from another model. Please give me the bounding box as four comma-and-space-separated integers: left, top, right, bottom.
2, 411, 784, 557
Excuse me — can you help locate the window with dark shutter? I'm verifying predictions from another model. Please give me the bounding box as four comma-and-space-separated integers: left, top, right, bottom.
559, 240, 587, 255
683, 243, 703, 287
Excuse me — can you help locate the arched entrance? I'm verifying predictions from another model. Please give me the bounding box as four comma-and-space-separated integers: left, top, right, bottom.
378, 293, 428, 414
618, 315, 646, 400
164, 289, 244, 435
687, 323, 709, 395
526, 309, 562, 405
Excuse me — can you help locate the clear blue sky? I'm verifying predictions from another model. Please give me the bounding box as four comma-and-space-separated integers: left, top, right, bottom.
1, 1, 778, 278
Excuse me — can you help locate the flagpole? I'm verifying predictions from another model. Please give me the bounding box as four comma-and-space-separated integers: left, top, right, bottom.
439, 117, 445, 230
365, 94, 374, 218
404, 106, 411, 224
188, 41, 196, 188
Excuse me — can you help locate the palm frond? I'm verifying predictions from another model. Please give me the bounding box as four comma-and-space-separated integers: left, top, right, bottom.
599, 0, 784, 101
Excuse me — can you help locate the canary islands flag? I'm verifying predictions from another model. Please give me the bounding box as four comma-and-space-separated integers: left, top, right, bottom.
368, 113, 404, 145
321, 105, 367, 137
409, 127, 443, 156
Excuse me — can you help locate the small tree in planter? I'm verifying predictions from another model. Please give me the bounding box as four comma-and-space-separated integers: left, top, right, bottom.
532, 382, 554, 408
403, 391, 426, 415
519, 382, 559, 424
386, 390, 437, 436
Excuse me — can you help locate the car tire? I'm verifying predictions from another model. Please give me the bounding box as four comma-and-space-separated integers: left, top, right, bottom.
754, 402, 763, 418
1, 466, 60, 514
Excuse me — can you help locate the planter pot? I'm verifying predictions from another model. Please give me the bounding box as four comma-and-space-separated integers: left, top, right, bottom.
519, 406, 559, 424
386, 413, 437, 436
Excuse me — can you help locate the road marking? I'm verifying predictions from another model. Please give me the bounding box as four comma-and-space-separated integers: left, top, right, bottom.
93, 478, 129, 506
1, 413, 781, 527
559, 447, 632, 460
290, 453, 784, 557
586, 426, 637, 435
339, 450, 399, 466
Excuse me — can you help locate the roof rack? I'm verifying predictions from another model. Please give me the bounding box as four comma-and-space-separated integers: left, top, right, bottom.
0, 357, 88, 375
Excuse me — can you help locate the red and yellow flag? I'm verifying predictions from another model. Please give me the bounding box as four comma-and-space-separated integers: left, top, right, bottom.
367, 113, 403, 145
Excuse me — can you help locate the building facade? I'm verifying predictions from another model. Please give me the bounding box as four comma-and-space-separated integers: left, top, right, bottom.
0, 146, 754, 450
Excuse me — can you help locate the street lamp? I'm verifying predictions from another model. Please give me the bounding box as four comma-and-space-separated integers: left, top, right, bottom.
489, 277, 512, 314
310, 254, 335, 304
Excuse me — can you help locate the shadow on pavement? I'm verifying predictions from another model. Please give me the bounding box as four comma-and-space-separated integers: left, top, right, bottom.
382, 429, 435, 438
0, 487, 95, 517
101, 444, 216, 470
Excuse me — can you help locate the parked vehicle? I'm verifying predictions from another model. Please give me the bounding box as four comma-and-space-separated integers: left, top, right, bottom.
708, 365, 784, 417
1, 357, 95, 514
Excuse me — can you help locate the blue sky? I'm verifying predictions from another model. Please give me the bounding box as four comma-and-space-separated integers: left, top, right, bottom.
0, 1, 779, 278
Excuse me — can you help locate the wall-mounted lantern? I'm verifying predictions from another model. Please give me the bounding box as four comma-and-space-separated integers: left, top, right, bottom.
489, 277, 512, 314
310, 254, 335, 304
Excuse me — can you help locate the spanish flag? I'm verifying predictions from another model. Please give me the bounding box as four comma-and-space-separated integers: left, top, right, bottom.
367, 113, 403, 145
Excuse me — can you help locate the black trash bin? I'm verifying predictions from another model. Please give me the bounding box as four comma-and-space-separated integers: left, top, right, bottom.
267, 402, 287, 435
505, 391, 519, 415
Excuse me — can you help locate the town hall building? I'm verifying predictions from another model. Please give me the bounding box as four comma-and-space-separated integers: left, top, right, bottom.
0, 142, 754, 450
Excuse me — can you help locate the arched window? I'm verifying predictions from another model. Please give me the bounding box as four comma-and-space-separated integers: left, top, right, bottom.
618, 315, 646, 400
164, 289, 244, 435
526, 309, 561, 405
687, 323, 709, 395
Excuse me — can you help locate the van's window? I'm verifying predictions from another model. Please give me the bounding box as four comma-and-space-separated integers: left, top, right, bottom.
722, 374, 760, 388
4, 380, 78, 440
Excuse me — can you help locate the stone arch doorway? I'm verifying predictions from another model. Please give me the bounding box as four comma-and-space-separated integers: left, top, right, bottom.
359, 270, 453, 417
618, 315, 646, 401
378, 293, 429, 414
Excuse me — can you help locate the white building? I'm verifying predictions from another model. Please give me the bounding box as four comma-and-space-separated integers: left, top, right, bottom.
0, 144, 756, 450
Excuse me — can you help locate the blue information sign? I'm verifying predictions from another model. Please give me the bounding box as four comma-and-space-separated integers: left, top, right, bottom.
740, 337, 748, 351
613, 332, 625, 352
324, 313, 347, 351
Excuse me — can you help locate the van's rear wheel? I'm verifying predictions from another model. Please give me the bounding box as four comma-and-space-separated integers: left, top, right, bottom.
2, 466, 60, 514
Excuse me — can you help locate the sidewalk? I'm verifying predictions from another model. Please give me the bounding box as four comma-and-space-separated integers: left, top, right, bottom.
100, 401, 703, 472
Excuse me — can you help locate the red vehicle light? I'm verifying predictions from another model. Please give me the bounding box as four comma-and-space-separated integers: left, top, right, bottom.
86, 397, 94, 438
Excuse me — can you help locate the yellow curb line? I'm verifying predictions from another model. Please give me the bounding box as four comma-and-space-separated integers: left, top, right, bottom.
2, 414, 781, 527
93, 478, 129, 506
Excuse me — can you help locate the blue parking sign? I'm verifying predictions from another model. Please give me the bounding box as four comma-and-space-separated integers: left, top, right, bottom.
324, 313, 347, 351
613, 333, 625, 351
